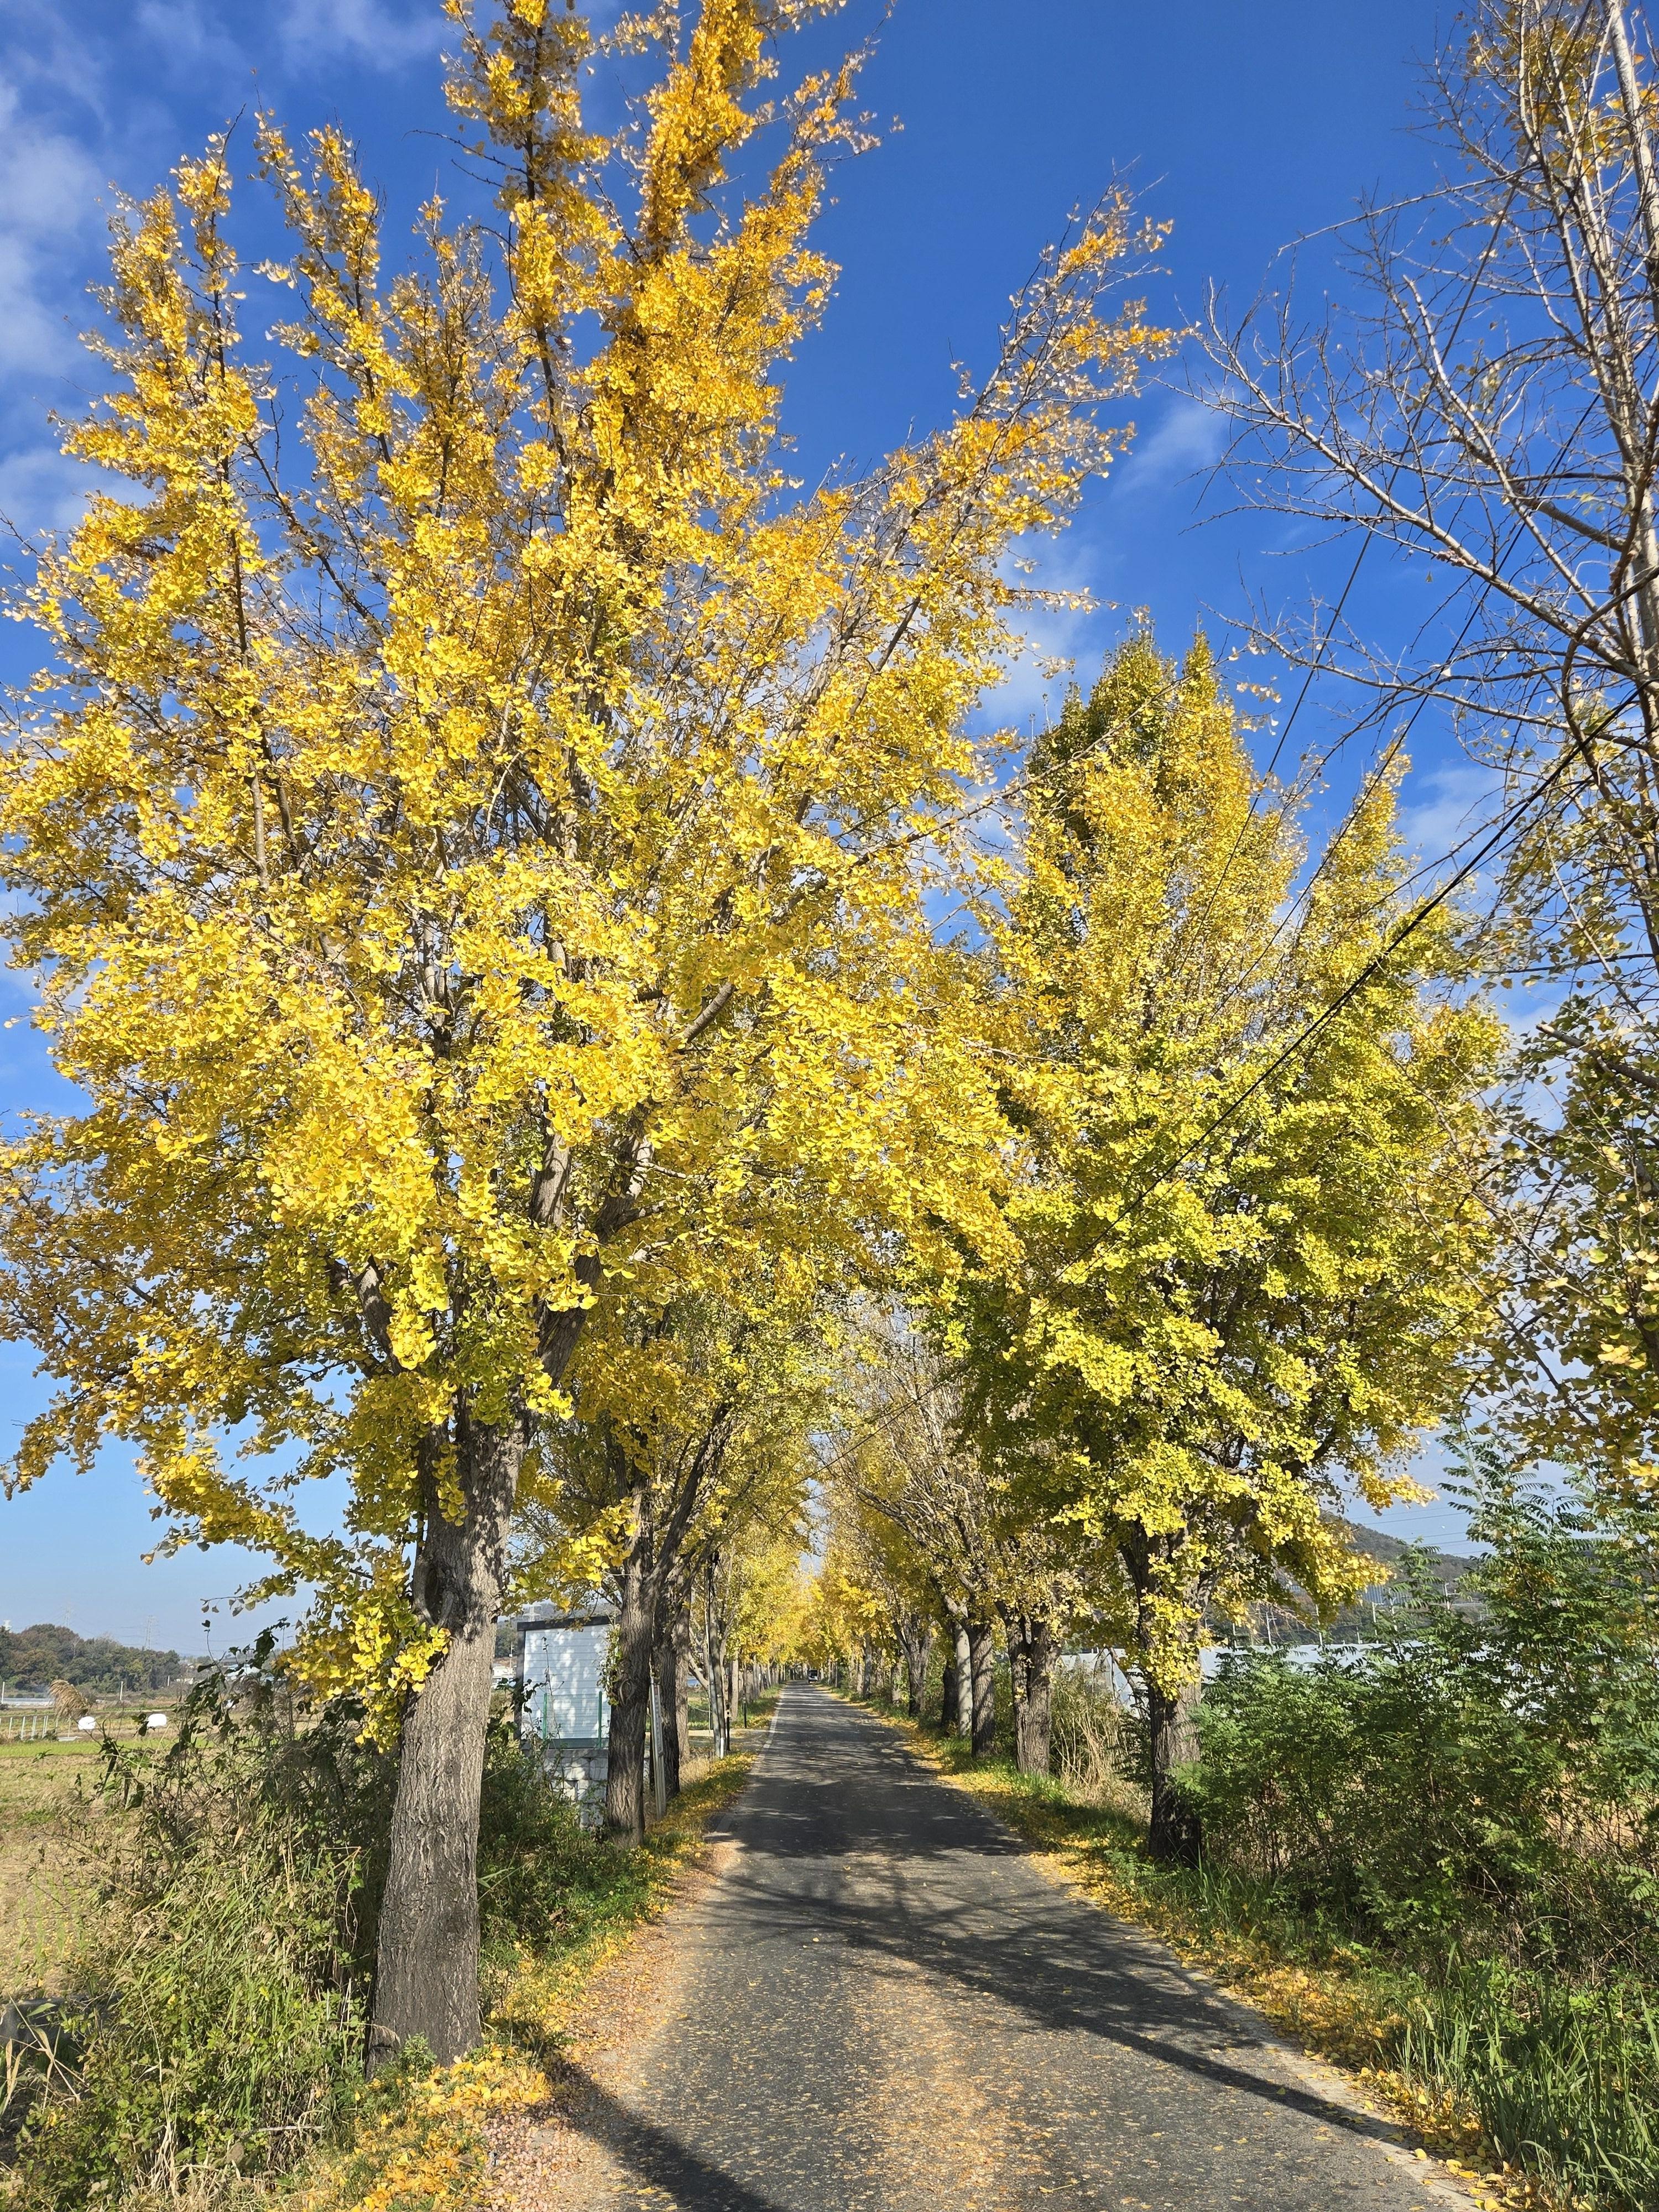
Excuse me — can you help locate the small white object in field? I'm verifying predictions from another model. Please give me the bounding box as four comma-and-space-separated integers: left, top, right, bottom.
145, 1713, 168, 1731
76, 1715, 97, 1733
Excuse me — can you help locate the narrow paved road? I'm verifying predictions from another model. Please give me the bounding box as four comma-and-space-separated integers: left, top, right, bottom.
523, 1687, 1470, 2212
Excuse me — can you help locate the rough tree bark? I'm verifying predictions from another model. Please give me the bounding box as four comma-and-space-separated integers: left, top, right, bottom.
939, 1643, 959, 1732
967, 1615, 998, 1759
369, 1415, 523, 2070
953, 1621, 973, 1739
604, 1496, 655, 1841
656, 1596, 692, 1798
701, 1569, 729, 1757
899, 1614, 934, 1719
1145, 1674, 1202, 1866
1006, 1613, 1056, 1777
651, 1632, 680, 1800
368, 1182, 638, 2069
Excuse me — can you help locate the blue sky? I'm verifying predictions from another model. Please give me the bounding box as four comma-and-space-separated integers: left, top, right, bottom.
0, 0, 1479, 1649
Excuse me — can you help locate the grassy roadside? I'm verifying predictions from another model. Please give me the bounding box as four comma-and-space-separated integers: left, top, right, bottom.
839, 1693, 1565, 2212
300, 1703, 775, 2212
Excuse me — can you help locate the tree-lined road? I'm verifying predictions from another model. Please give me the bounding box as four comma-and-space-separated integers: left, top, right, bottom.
520, 1688, 1470, 2212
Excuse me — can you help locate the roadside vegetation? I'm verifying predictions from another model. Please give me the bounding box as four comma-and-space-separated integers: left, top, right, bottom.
0, 1642, 774, 2210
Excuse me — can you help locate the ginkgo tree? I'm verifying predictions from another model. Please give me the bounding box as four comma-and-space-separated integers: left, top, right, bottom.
0, 0, 1171, 2062
826, 1307, 1133, 1766
954, 632, 1501, 1861
517, 1260, 827, 1838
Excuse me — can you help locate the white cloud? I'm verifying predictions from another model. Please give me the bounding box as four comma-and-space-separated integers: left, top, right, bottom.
133, 0, 246, 74
278, 0, 445, 70
981, 537, 1112, 732
0, 2, 118, 117
0, 78, 106, 378
1396, 760, 1504, 880
1113, 395, 1225, 498
0, 442, 114, 536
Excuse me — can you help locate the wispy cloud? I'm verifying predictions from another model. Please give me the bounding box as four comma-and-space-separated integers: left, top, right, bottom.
1397, 760, 1504, 880
0, 442, 118, 536
0, 77, 106, 380
133, 0, 247, 76
1113, 395, 1225, 499
982, 537, 1117, 733
133, 0, 442, 82
278, 0, 446, 70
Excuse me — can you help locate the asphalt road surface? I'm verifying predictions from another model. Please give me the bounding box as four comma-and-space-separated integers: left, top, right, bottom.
540, 1686, 1471, 2212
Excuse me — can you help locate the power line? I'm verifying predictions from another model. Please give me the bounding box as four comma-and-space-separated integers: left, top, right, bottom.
1120, 736, 1592, 1220
1175, 152, 1540, 973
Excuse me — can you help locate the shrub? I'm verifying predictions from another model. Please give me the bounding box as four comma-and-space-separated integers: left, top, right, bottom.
7, 1645, 650, 2208
10, 1640, 392, 2203
10, 1651, 383, 2209
1190, 1453, 1659, 1971
476, 1718, 628, 1965
1182, 1447, 1659, 2208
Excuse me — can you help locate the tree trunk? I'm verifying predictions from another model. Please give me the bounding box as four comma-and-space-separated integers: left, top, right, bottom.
939, 1638, 959, 1731
652, 1632, 681, 1800
1008, 1614, 1056, 1776
967, 1615, 997, 1759
369, 1414, 522, 2072
669, 1603, 693, 1788
703, 1604, 728, 1757
1145, 1673, 1202, 1866
728, 1654, 741, 1735
604, 1504, 654, 1843
900, 1615, 933, 1719
953, 1622, 972, 1738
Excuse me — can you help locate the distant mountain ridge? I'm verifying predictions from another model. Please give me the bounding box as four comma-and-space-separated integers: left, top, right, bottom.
1327, 1515, 1479, 1587
0, 1622, 186, 1697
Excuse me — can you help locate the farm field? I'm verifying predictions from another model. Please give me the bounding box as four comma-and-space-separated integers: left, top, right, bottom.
0, 1741, 102, 1997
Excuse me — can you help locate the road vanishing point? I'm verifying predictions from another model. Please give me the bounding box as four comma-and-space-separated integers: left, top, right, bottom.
507, 1686, 1473, 2212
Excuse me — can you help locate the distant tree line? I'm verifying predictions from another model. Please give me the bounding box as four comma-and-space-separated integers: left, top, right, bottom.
0, 1623, 184, 1697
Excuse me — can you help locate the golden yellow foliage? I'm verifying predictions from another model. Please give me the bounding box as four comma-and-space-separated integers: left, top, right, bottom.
0, 1, 1170, 1728
956, 633, 1500, 1703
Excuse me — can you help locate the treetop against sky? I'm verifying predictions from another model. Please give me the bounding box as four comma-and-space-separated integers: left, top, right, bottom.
0, 0, 1473, 1645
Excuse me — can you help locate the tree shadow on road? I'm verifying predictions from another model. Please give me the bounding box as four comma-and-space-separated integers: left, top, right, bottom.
727, 1691, 1407, 2153
554, 2063, 796, 2212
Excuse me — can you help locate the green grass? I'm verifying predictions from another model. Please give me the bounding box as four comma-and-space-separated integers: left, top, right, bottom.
0, 1742, 103, 1995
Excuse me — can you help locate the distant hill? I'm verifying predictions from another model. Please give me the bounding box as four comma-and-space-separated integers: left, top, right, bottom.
1328, 1515, 1479, 1589
0, 1623, 186, 1697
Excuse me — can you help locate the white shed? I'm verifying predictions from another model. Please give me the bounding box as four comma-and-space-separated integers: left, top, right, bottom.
514, 1605, 614, 1825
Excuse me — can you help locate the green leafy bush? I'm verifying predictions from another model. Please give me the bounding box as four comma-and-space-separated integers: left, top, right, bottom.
6, 1644, 646, 2209
10, 1643, 388, 2208
1192, 1457, 1659, 1969
476, 1717, 633, 1964
1185, 1444, 1659, 2204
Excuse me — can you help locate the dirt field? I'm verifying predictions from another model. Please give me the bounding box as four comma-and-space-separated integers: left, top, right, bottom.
0, 1740, 102, 1996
